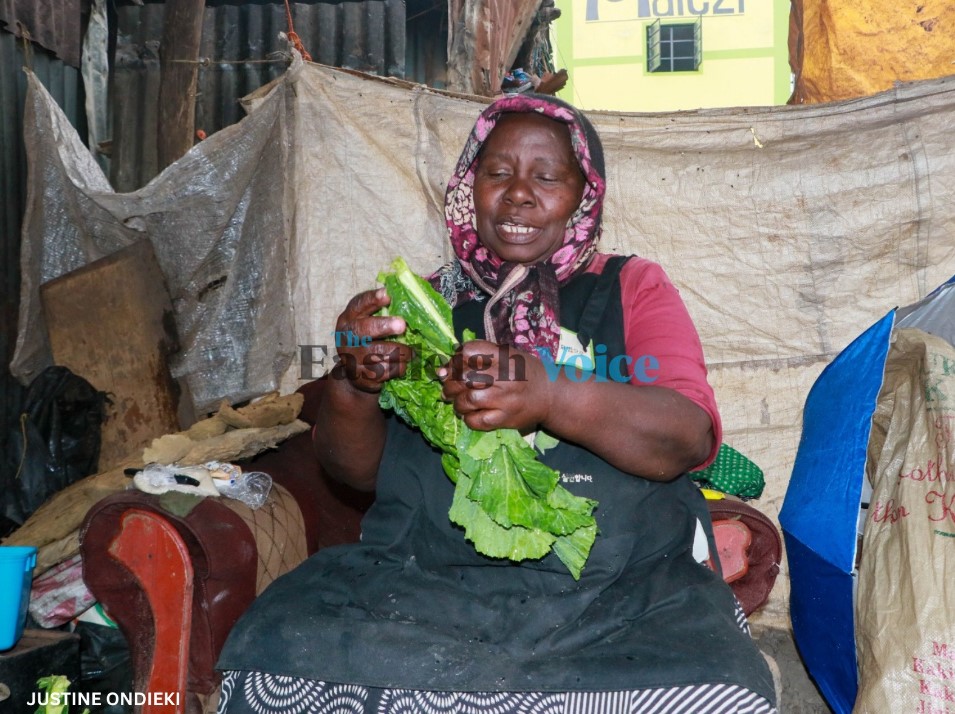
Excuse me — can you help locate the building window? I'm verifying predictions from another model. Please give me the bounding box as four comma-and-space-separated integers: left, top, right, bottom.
647, 17, 702, 73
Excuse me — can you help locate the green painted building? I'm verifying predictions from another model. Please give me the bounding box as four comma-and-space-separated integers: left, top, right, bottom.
553, 0, 792, 111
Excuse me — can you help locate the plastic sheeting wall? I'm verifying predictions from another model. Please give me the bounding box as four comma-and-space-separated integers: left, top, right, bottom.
0, 31, 84, 463
13, 61, 955, 621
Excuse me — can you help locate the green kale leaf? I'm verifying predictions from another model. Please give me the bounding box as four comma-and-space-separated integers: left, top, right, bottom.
377, 257, 598, 579
34, 676, 89, 714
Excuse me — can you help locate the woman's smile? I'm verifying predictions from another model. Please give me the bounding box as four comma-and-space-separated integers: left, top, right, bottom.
495, 221, 540, 244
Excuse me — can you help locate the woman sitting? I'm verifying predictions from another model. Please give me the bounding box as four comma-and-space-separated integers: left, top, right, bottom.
217, 93, 777, 714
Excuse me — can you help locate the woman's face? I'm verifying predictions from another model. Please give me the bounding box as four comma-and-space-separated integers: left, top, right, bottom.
473, 113, 585, 265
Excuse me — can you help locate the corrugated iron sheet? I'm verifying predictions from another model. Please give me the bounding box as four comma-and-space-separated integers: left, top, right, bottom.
0, 0, 84, 67
406, 0, 449, 89
111, 1, 407, 191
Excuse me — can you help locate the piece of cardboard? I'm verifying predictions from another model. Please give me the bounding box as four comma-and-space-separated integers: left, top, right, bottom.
41, 240, 183, 470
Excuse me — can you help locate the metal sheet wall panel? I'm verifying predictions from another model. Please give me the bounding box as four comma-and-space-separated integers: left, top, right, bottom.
405, 3, 448, 89
0, 0, 84, 67
111, 2, 162, 192
111, 1, 406, 192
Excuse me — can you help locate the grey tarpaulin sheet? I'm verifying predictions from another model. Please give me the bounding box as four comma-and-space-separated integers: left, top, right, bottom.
13, 65, 295, 412
13, 61, 955, 620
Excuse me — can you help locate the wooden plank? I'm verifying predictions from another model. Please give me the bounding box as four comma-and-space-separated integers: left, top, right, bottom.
157, 0, 206, 170
40, 240, 182, 471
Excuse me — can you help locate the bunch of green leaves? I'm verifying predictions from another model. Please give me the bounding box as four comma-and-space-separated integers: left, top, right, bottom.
34, 676, 88, 714
377, 257, 598, 579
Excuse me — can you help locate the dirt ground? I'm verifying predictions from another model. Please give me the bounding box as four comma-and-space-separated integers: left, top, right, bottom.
752, 624, 833, 713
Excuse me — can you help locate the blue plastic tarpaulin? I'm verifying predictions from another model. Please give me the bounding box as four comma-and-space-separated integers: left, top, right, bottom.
782, 275, 955, 713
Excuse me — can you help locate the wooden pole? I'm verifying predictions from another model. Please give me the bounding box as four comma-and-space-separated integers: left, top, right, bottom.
157, 0, 206, 171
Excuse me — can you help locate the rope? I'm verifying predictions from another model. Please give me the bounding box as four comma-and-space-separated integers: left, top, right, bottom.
14, 413, 28, 481
283, 0, 312, 62
18, 22, 34, 70
170, 57, 289, 66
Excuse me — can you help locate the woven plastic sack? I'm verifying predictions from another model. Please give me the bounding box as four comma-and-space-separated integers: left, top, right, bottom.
854, 327, 955, 712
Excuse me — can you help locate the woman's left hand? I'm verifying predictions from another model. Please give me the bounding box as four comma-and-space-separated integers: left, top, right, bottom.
439, 340, 554, 433
440, 339, 714, 481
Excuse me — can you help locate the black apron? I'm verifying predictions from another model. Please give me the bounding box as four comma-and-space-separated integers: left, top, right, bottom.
219, 256, 775, 702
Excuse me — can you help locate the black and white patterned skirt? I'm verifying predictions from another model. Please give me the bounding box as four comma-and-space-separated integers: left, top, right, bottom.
216, 672, 776, 714
217, 600, 776, 714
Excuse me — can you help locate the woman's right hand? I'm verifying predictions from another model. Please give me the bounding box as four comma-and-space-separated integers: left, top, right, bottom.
334, 287, 411, 393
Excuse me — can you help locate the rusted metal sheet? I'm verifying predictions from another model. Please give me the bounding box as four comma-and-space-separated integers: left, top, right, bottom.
111, 1, 406, 191
447, 0, 542, 96
0, 0, 84, 67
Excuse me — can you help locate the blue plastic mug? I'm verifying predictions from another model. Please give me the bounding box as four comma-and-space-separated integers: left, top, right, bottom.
0, 545, 38, 650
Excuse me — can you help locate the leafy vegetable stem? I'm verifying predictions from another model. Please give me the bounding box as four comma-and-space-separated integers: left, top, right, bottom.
394, 260, 458, 349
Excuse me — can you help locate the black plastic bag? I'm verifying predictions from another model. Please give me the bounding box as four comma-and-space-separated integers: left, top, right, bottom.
75, 621, 134, 713
1, 366, 107, 533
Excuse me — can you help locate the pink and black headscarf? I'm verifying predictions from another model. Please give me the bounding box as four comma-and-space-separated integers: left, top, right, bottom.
430, 93, 607, 361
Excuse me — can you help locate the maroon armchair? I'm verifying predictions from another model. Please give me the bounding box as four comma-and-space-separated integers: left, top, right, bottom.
79, 378, 779, 714
79, 379, 374, 714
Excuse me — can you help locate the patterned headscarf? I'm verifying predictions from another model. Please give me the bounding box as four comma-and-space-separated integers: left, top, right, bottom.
430, 93, 607, 360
